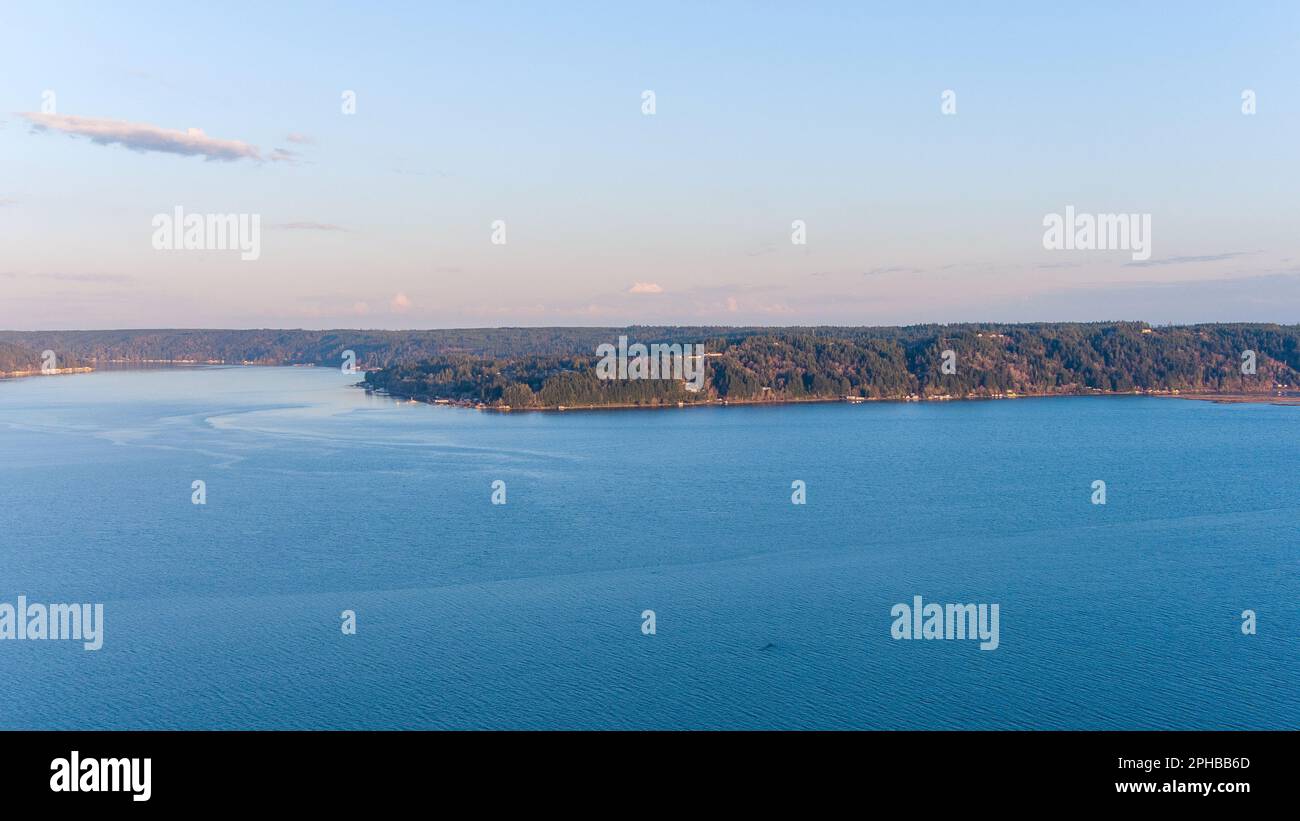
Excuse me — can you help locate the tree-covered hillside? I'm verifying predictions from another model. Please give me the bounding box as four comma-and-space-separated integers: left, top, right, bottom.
363, 323, 1300, 407
0, 342, 42, 373
0, 327, 750, 368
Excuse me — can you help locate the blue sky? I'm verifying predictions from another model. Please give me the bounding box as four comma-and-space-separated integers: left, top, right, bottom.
2, 1, 1298, 329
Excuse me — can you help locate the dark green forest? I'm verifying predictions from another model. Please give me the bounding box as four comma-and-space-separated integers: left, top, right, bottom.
363, 323, 1300, 407
6, 324, 1299, 402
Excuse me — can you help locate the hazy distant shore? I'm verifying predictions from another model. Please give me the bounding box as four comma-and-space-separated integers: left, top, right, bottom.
0, 367, 94, 380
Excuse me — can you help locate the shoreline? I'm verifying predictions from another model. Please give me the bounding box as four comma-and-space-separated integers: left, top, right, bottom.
366, 386, 1300, 412
0, 367, 94, 380
9, 367, 1296, 408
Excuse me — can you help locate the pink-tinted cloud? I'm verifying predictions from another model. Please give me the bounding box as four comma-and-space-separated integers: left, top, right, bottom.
19, 112, 261, 161
628, 281, 664, 294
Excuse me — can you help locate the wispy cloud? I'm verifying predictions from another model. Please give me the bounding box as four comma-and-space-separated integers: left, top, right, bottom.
285, 133, 315, 144
271, 222, 349, 232
971, 271, 1300, 324
18, 112, 261, 161
465, 303, 548, 318
1034, 259, 1089, 270
864, 265, 923, 277
1125, 251, 1257, 268
35, 272, 133, 283
628, 282, 663, 294
0, 271, 132, 283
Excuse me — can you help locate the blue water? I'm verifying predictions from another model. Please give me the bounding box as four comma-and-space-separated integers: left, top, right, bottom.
1, 366, 1296, 729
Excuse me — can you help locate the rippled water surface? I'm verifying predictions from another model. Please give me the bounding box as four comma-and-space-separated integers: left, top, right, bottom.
1, 367, 1296, 728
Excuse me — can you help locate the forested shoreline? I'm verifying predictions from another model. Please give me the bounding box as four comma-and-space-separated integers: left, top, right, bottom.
0, 342, 87, 377
5, 324, 1299, 405
362, 323, 1300, 409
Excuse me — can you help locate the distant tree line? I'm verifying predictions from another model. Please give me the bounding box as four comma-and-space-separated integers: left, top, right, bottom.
5, 324, 1299, 400
363, 323, 1300, 407
0, 342, 83, 374
0, 327, 748, 369
0, 342, 42, 373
